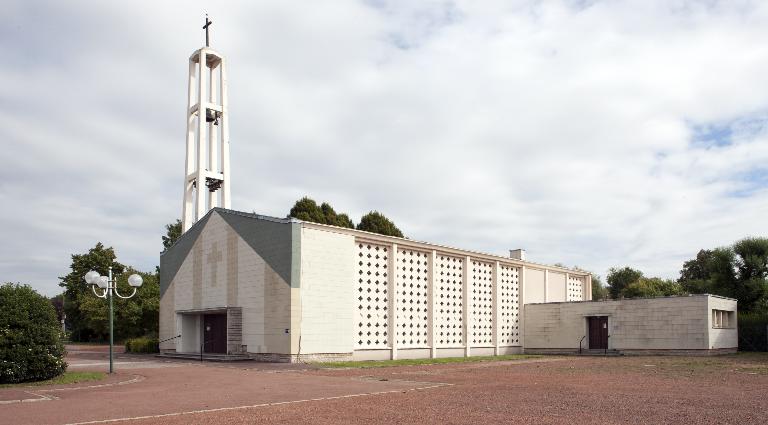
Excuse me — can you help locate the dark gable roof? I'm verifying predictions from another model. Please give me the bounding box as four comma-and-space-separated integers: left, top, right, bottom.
159, 208, 298, 297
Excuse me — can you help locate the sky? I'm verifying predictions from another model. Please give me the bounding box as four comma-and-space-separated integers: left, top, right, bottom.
1, 0, 767, 297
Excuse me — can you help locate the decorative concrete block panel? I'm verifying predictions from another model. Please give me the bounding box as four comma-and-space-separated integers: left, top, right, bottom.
395, 248, 430, 348
567, 275, 585, 301
435, 254, 464, 347
498, 265, 521, 346
355, 242, 390, 349
470, 260, 494, 346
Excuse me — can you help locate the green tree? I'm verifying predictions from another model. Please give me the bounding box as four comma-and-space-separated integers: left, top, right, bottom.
162, 219, 182, 251
0, 283, 66, 383
320, 202, 354, 228
678, 238, 768, 312
620, 277, 685, 299
357, 211, 404, 238
606, 267, 643, 299
732, 237, 768, 311
59, 243, 125, 342
288, 197, 355, 228
289, 197, 326, 224
50, 293, 65, 323
591, 274, 609, 300
77, 268, 159, 340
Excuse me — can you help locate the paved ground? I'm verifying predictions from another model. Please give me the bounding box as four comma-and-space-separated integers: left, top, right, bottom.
2, 346, 767, 425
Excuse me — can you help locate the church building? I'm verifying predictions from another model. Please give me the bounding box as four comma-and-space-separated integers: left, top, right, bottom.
159, 22, 737, 361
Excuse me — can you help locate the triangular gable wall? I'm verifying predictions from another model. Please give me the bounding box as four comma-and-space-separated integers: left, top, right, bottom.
159, 213, 212, 297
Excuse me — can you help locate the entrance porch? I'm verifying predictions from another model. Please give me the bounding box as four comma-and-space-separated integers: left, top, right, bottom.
170, 307, 245, 357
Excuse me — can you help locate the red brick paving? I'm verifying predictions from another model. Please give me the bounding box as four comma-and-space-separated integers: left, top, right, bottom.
2, 349, 767, 425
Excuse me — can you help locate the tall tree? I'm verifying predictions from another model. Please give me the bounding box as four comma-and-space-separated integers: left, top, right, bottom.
162, 219, 182, 251
288, 197, 355, 228
77, 268, 159, 340
620, 277, 684, 299
606, 267, 643, 299
289, 197, 326, 224
357, 211, 404, 238
678, 238, 768, 311
320, 202, 354, 228
49, 293, 65, 323
591, 274, 609, 300
59, 243, 125, 342
732, 237, 768, 310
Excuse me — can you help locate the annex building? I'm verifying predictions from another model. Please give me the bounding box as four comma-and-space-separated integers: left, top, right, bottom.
159, 28, 737, 362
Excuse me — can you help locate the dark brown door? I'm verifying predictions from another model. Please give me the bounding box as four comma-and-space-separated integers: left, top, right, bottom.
588, 316, 608, 349
203, 314, 227, 354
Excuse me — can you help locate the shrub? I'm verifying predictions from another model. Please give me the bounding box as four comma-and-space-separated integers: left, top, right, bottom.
125, 337, 159, 353
0, 283, 67, 383
738, 311, 768, 352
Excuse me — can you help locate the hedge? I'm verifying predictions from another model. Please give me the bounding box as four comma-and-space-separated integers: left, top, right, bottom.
0, 283, 67, 383
125, 337, 159, 353
738, 311, 768, 352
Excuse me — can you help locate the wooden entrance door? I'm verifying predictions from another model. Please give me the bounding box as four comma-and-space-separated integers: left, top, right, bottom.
588, 316, 608, 350
203, 314, 227, 354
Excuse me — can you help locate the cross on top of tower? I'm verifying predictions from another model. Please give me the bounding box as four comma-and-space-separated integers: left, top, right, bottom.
203, 14, 213, 47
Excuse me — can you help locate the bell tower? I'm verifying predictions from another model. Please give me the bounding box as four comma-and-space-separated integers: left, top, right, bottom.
182, 15, 231, 233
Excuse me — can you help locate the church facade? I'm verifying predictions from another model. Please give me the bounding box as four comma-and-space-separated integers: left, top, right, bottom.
159, 208, 592, 361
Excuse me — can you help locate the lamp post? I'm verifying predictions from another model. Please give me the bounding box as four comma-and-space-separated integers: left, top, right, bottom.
83, 267, 143, 373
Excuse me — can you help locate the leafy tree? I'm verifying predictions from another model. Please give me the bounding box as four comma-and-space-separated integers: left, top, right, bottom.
606, 267, 643, 299
678, 238, 768, 312
621, 277, 684, 299
335, 213, 355, 228
357, 211, 404, 238
591, 274, 609, 300
320, 202, 354, 228
289, 197, 327, 224
50, 293, 65, 323
78, 268, 159, 340
732, 237, 768, 310
59, 243, 125, 342
162, 219, 182, 251
679, 249, 715, 282
288, 197, 355, 228
0, 283, 66, 383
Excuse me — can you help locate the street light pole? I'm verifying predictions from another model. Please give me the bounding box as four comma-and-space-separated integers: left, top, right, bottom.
108, 267, 114, 374
84, 268, 143, 374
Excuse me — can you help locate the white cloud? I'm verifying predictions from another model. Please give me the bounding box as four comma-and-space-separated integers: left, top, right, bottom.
1, 0, 767, 295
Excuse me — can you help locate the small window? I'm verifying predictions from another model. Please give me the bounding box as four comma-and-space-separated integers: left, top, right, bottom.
712, 309, 734, 329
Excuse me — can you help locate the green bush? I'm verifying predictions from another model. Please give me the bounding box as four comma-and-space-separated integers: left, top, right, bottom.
738, 311, 768, 352
0, 283, 67, 383
125, 336, 159, 353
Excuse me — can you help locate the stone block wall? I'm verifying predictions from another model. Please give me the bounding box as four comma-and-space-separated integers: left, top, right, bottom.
524, 295, 738, 354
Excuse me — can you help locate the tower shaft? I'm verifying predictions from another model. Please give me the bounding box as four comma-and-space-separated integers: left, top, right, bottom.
182, 48, 231, 233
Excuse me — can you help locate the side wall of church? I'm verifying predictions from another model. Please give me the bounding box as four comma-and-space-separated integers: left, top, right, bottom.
298, 227, 356, 357
296, 223, 590, 360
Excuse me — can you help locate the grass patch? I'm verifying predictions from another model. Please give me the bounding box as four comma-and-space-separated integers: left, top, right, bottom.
0, 371, 106, 388
316, 354, 541, 369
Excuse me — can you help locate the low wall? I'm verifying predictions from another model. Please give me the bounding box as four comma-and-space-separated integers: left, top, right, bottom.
524, 295, 737, 354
